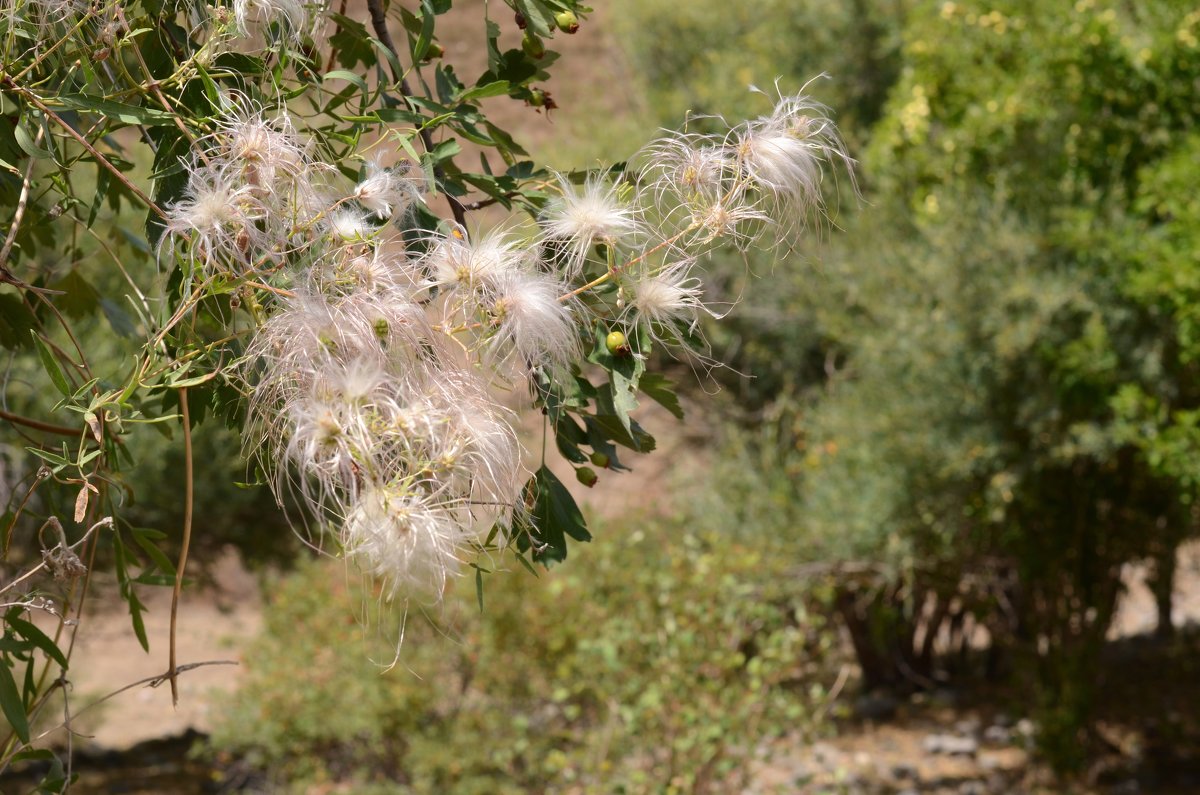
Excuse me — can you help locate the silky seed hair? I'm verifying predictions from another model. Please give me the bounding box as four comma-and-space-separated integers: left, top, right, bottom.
196, 85, 854, 601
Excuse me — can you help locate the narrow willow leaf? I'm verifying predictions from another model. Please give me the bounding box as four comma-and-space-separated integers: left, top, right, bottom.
52, 95, 174, 126
459, 80, 510, 103
7, 617, 68, 669
0, 662, 30, 743
30, 332, 71, 396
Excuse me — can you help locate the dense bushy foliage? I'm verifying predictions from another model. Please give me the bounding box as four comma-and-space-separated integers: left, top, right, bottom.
621, 0, 1200, 772
209, 518, 838, 793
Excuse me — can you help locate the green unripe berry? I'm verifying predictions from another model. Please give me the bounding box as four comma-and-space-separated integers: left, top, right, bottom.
589, 451, 611, 469
522, 32, 545, 59
605, 330, 630, 355
555, 10, 580, 33
576, 466, 598, 488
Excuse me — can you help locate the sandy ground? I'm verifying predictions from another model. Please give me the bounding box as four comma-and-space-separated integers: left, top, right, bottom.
30, 549, 262, 751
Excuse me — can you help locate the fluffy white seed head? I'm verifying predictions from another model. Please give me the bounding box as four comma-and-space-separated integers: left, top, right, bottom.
165, 164, 265, 268
627, 259, 710, 335
541, 173, 643, 276
425, 226, 525, 297
733, 91, 856, 232
232, 0, 308, 39
641, 134, 732, 213
330, 208, 374, 242
218, 108, 310, 192
343, 483, 468, 599
353, 160, 419, 220
486, 268, 578, 375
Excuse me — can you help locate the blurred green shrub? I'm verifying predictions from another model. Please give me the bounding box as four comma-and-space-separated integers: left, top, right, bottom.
642, 0, 1200, 774
208, 519, 837, 793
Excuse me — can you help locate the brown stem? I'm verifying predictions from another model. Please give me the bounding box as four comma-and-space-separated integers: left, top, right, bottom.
167, 387, 194, 706
364, 0, 468, 229
0, 408, 81, 436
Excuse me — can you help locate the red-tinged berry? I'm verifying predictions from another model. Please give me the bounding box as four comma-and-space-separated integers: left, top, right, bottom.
606, 330, 630, 355
576, 466, 598, 488
555, 10, 580, 33
514, 12, 527, 29
526, 88, 558, 113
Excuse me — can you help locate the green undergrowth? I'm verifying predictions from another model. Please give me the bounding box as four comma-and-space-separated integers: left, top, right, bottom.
206, 516, 838, 793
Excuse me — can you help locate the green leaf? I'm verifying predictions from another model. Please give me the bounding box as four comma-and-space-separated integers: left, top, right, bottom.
374, 107, 424, 125
519, 465, 591, 564
426, 138, 461, 164
26, 446, 71, 471
640, 373, 684, 419
0, 295, 35, 350
0, 661, 30, 743
513, 0, 556, 36
323, 69, 369, 94
329, 14, 377, 69
146, 127, 188, 247
608, 370, 639, 434
130, 527, 176, 576
7, 617, 67, 668
47, 269, 100, 319
100, 298, 138, 338
31, 332, 71, 396
52, 95, 174, 126
412, 0, 437, 62
15, 122, 52, 160
459, 80, 511, 103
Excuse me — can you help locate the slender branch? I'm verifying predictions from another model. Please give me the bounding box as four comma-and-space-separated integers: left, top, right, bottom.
560, 226, 697, 300
27, 661, 237, 746
2, 81, 165, 217
167, 387, 194, 706
0, 517, 110, 598
0, 408, 81, 436
0, 127, 40, 269
2, 469, 50, 560
364, 0, 468, 229
461, 191, 522, 212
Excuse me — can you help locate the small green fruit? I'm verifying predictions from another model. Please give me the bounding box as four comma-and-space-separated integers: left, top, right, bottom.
555, 9, 580, 33
423, 41, 444, 60
589, 451, 611, 469
605, 330, 630, 355
576, 466, 598, 488
522, 32, 545, 59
